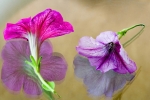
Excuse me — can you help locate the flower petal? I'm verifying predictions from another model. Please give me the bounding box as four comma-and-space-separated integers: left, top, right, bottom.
40, 52, 67, 81
4, 17, 31, 40
73, 55, 134, 97
4, 8, 73, 42
23, 76, 42, 95
1, 40, 42, 95
96, 31, 118, 44
39, 41, 53, 56
31, 9, 74, 42
1, 40, 31, 66
73, 55, 94, 79
1, 62, 25, 91
113, 45, 137, 74
89, 56, 117, 73
1, 40, 28, 91
76, 36, 117, 72
76, 36, 105, 57
39, 40, 67, 81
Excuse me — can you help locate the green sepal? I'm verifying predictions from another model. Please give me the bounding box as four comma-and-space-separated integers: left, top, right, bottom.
47, 81, 55, 89
30, 55, 38, 69
25, 60, 35, 68
117, 31, 126, 36
42, 84, 54, 93
37, 56, 42, 67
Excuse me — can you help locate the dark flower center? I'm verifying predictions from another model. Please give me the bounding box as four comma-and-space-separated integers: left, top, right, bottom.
107, 42, 115, 53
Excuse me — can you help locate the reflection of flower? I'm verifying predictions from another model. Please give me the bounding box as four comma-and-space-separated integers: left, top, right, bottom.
76, 31, 137, 74
4, 8, 74, 61
73, 55, 134, 97
1, 40, 67, 95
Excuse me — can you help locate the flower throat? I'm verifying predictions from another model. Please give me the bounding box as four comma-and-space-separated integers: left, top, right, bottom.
108, 42, 115, 53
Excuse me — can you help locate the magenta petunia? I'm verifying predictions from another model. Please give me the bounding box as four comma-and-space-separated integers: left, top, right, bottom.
4, 9, 73, 42
73, 55, 134, 97
4, 8, 73, 62
76, 31, 137, 74
1, 40, 67, 95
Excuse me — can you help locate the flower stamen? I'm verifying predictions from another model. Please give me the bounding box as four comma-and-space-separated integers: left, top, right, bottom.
107, 42, 115, 53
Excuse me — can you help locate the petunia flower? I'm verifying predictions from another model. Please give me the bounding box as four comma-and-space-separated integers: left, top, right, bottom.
74, 24, 145, 98
4, 8, 74, 61
73, 55, 134, 97
1, 40, 67, 96
76, 31, 137, 74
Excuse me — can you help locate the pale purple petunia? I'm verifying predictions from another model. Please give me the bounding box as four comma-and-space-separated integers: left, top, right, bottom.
1, 40, 67, 95
4, 8, 74, 43
73, 55, 134, 97
76, 31, 137, 74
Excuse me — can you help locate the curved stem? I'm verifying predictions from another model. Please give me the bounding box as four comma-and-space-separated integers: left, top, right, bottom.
121, 24, 144, 33
123, 24, 145, 47
117, 24, 145, 39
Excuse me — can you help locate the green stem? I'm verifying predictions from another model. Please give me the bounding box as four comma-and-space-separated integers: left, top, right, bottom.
25, 60, 54, 93
33, 67, 54, 92
43, 89, 55, 100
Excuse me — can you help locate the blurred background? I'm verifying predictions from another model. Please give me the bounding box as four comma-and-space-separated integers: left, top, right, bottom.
0, 0, 150, 100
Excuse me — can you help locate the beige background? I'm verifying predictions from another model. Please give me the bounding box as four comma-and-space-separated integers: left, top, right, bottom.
0, 0, 150, 100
